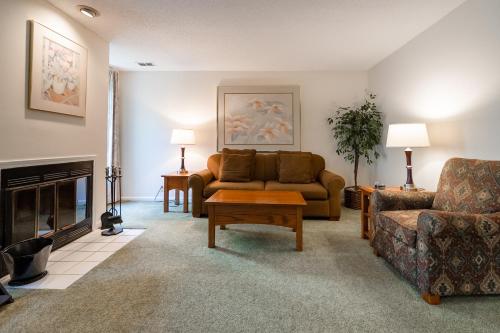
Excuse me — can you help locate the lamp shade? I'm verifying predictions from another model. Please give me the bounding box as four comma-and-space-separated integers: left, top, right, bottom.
386, 123, 430, 148
170, 129, 195, 145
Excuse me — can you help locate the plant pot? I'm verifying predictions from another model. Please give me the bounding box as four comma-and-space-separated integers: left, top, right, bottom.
344, 186, 361, 210
2, 237, 53, 286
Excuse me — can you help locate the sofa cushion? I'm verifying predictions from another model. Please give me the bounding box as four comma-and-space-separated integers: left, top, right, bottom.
265, 181, 327, 200
203, 180, 265, 197
277, 152, 313, 183
432, 158, 500, 214
376, 210, 423, 248
219, 153, 253, 182
221, 148, 256, 179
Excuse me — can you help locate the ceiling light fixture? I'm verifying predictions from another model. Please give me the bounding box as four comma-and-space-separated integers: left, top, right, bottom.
78, 5, 99, 18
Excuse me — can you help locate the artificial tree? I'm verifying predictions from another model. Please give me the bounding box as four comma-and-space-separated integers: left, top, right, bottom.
327, 93, 383, 209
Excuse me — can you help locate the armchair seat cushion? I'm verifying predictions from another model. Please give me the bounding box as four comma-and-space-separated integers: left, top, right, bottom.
264, 181, 328, 200
203, 180, 265, 197
376, 210, 423, 248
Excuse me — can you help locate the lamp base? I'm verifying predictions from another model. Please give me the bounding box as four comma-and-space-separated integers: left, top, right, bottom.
178, 168, 189, 174
403, 183, 418, 192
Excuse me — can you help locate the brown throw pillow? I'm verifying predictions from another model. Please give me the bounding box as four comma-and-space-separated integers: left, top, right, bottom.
278, 152, 313, 183
219, 153, 253, 182
220, 148, 256, 179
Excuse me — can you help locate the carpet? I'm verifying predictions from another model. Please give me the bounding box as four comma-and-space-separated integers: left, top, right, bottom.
1, 201, 499, 332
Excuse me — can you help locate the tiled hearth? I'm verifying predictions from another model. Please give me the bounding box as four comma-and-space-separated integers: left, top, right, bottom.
1, 228, 144, 290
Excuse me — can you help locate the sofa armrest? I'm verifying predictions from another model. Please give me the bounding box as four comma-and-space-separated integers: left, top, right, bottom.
416, 210, 500, 296
188, 169, 214, 217
371, 190, 435, 214
319, 170, 345, 220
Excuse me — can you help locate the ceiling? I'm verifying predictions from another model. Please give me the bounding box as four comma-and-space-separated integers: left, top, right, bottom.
48, 0, 466, 71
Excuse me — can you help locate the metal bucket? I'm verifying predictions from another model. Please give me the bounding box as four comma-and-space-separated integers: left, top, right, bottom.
2, 238, 53, 286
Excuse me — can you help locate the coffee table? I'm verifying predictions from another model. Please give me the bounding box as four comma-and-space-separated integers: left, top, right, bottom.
204, 190, 307, 251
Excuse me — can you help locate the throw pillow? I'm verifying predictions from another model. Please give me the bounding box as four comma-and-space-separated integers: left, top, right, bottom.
219, 153, 253, 182
220, 148, 256, 179
277, 152, 313, 183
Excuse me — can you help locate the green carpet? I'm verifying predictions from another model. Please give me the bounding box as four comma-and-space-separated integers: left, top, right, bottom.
1, 202, 499, 332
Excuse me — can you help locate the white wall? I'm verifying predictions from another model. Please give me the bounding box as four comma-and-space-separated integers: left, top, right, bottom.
119, 71, 368, 199
0, 0, 109, 227
368, 0, 500, 190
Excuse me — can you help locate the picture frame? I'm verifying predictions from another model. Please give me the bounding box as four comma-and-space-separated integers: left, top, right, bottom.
217, 85, 301, 151
29, 21, 88, 117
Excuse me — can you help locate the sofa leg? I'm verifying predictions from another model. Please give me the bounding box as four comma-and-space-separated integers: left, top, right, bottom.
329, 216, 340, 221
421, 293, 441, 305
373, 248, 380, 257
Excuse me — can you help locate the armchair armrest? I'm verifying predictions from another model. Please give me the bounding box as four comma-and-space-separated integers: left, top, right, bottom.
319, 170, 345, 220
416, 210, 500, 296
371, 190, 435, 214
188, 169, 214, 217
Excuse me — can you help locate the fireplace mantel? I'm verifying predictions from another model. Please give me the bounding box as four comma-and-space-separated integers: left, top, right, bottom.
0, 155, 97, 170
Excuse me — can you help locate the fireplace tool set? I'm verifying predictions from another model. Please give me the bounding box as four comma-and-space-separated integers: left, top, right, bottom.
101, 166, 123, 236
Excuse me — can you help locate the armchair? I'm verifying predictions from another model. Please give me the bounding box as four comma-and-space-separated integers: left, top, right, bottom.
372, 158, 500, 304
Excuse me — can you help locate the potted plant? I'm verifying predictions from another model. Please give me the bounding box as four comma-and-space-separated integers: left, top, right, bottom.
327, 93, 383, 209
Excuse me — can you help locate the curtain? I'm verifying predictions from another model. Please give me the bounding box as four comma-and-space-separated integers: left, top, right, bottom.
107, 69, 120, 168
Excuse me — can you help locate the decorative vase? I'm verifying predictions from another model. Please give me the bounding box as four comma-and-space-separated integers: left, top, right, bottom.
344, 186, 361, 210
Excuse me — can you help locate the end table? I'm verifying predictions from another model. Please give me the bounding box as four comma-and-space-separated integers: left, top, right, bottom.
359, 185, 425, 243
161, 173, 191, 213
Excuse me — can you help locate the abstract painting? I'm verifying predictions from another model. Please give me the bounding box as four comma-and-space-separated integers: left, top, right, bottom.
217, 86, 301, 151
29, 21, 87, 117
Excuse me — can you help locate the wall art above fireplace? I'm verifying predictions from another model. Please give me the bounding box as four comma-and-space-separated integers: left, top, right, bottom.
29, 21, 88, 117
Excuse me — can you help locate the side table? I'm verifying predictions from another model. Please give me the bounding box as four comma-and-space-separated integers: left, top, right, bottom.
359, 185, 424, 242
161, 173, 191, 213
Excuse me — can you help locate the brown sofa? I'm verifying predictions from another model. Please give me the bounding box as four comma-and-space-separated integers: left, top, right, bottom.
188, 152, 345, 220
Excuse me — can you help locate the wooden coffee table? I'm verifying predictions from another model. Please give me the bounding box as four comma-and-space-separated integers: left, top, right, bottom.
205, 190, 307, 251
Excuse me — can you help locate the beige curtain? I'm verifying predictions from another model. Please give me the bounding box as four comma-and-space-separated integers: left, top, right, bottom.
108, 70, 120, 168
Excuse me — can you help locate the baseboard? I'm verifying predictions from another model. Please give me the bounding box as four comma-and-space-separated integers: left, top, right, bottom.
122, 196, 156, 201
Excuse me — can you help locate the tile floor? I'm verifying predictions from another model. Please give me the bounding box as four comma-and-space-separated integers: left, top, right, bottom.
1, 228, 144, 290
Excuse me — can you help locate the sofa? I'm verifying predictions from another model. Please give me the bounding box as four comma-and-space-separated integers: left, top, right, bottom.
372, 157, 500, 304
189, 151, 345, 220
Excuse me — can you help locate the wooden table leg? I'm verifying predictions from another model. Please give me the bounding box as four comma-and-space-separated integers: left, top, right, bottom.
360, 192, 369, 239
296, 207, 303, 251
163, 178, 169, 213
208, 206, 215, 248
183, 188, 188, 213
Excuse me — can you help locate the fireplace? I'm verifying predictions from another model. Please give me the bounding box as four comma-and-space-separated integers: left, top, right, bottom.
0, 161, 93, 275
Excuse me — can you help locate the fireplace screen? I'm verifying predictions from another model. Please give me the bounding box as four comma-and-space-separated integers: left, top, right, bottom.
1, 161, 93, 248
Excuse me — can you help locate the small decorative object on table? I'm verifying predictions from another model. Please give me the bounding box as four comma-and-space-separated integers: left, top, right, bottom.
101, 166, 123, 236
386, 123, 430, 191
327, 94, 383, 209
170, 129, 196, 174
162, 173, 191, 213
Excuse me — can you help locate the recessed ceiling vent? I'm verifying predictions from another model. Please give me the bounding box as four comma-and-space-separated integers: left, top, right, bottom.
137, 62, 155, 67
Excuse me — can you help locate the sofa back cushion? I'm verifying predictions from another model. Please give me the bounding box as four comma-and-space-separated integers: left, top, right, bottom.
432, 158, 500, 214
277, 152, 313, 183
219, 153, 254, 182
207, 152, 325, 181
221, 148, 256, 178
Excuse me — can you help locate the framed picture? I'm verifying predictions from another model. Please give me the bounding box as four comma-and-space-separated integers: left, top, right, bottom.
29, 21, 87, 117
217, 86, 301, 151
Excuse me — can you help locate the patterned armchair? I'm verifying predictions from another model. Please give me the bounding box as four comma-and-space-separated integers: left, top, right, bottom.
372, 158, 500, 304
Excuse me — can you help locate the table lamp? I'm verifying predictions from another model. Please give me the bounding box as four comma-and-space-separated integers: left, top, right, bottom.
170, 129, 195, 174
386, 123, 430, 191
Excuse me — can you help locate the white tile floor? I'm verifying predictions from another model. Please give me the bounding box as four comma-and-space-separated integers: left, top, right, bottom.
2, 228, 144, 290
